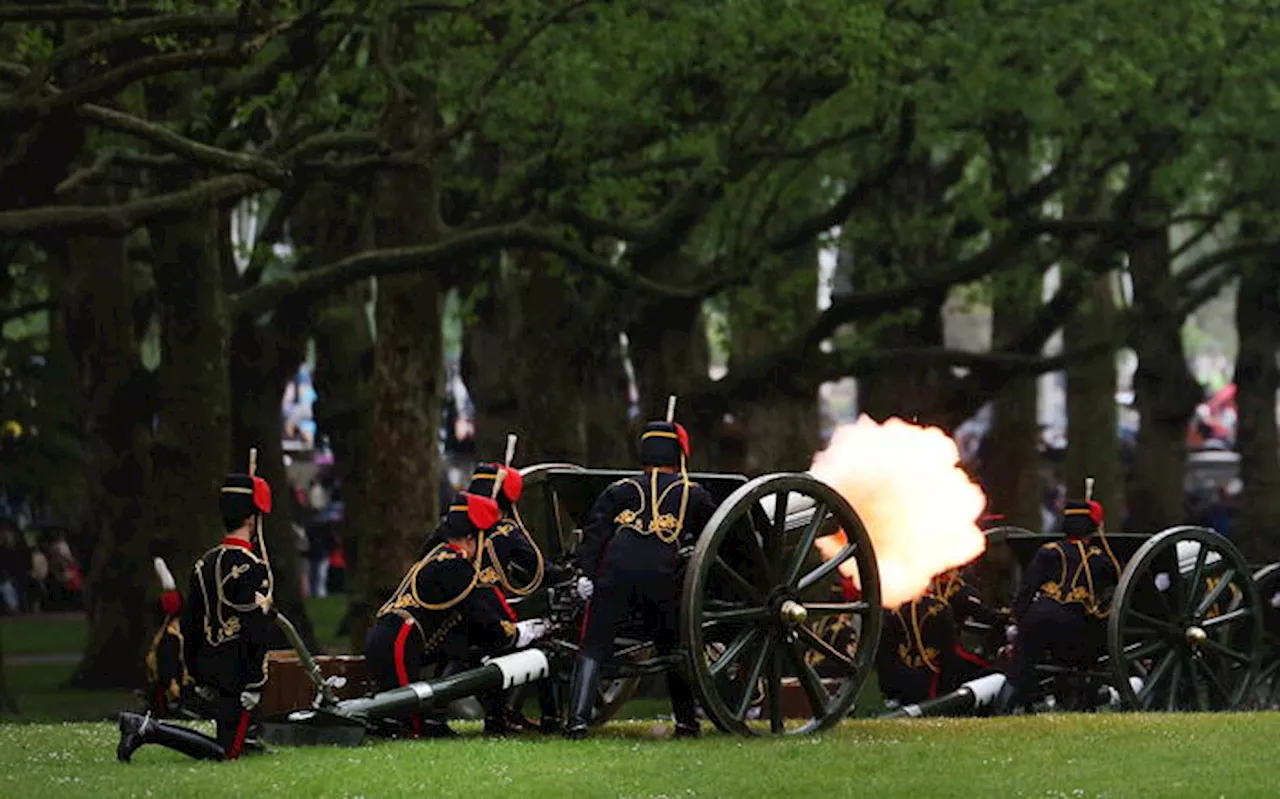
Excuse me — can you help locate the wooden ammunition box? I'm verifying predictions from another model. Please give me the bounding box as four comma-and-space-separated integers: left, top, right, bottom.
262, 651, 370, 716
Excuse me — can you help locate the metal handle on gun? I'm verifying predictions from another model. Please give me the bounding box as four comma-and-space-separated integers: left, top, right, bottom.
269, 608, 341, 707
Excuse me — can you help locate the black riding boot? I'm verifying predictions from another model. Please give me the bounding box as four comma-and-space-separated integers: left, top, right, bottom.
537, 678, 563, 734
667, 672, 700, 738
117, 712, 226, 762
564, 655, 601, 740
482, 689, 521, 736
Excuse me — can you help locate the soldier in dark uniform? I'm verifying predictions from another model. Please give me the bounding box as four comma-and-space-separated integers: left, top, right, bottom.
564, 410, 718, 739
365, 491, 549, 738
931, 566, 1008, 689
143, 557, 192, 718
117, 473, 275, 762
465, 459, 571, 732
875, 589, 958, 705
1008, 499, 1119, 711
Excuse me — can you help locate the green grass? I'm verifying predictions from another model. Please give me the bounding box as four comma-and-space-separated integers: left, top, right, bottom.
0, 714, 1274, 797
2, 663, 132, 724
1, 613, 88, 655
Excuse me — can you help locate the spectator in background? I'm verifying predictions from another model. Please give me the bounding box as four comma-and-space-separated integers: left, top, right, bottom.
304, 475, 334, 597
37, 528, 84, 611
0, 517, 26, 614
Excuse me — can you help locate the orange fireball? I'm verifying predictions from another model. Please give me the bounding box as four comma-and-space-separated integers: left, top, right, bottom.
809, 415, 988, 609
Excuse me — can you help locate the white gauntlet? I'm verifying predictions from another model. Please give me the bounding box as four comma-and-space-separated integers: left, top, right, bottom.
576, 576, 594, 601
515, 618, 550, 648
240, 691, 261, 711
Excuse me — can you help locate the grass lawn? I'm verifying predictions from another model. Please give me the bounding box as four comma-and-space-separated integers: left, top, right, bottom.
0, 713, 1272, 798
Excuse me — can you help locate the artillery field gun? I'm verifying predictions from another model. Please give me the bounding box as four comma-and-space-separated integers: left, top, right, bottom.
259, 462, 1280, 745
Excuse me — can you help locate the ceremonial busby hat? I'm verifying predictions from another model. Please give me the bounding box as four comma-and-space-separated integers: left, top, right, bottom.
639, 395, 690, 468
444, 491, 501, 537
640, 421, 689, 467
220, 472, 272, 521
1061, 500, 1101, 538
468, 462, 524, 506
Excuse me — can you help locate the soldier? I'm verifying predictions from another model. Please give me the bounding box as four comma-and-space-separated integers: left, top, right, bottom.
1007, 497, 1119, 711
875, 589, 958, 705
365, 491, 549, 738
930, 566, 1008, 689
143, 557, 192, 718
465, 457, 568, 732
117, 472, 275, 762
565, 399, 718, 739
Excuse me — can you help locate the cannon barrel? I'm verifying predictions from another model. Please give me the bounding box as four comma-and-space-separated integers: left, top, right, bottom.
879, 673, 1146, 718
289, 649, 550, 723
879, 673, 1009, 719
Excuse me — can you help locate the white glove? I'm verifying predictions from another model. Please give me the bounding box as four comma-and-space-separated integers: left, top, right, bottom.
240, 690, 261, 711
194, 685, 217, 702
1004, 624, 1019, 643
576, 576, 594, 601
515, 618, 550, 648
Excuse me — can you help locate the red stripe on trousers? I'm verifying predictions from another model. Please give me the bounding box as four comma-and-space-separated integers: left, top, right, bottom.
578, 601, 592, 645
928, 669, 941, 699
226, 710, 251, 760
953, 643, 990, 668
394, 619, 423, 736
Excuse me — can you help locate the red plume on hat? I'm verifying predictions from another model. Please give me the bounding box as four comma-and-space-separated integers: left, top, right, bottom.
448, 492, 501, 532
1084, 477, 1103, 525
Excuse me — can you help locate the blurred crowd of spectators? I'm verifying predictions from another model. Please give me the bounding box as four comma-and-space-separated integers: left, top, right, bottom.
0, 515, 84, 616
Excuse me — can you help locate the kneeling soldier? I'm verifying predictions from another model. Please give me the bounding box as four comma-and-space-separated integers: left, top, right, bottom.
117, 472, 275, 762
565, 399, 718, 739
365, 491, 549, 738
1008, 498, 1119, 711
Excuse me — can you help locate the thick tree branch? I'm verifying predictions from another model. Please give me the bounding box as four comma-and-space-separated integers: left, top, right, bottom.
43, 12, 241, 75
231, 223, 726, 316
0, 174, 266, 237
0, 4, 164, 22
76, 103, 289, 185
2, 48, 247, 115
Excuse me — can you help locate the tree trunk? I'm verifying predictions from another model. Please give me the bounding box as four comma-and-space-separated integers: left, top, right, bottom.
65, 233, 156, 690
0, 622, 17, 714
1128, 224, 1202, 531
147, 210, 233, 580
1065, 272, 1125, 522
729, 245, 820, 473
462, 260, 524, 460
358, 75, 446, 641
855, 291, 950, 426
230, 308, 316, 649
981, 276, 1044, 530
512, 262, 593, 463
1232, 260, 1280, 561
627, 275, 713, 468
583, 342, 632, 468
289, 181, 375, 647
312, 294, 375, 650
